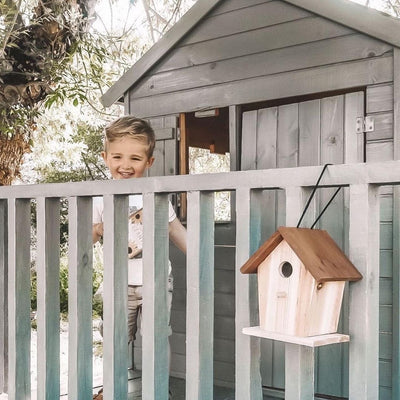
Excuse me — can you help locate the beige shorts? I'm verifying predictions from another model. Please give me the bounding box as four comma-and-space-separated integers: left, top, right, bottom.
128, 276, 173, 342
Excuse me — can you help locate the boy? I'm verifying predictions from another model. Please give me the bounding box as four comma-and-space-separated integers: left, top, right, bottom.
92, 116, 187, 399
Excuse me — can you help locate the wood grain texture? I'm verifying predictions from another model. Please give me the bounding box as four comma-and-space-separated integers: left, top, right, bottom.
128, 56, 392, 118
7, 198, 31, 400
142, 193, 170, 400
0, 200, 7, 394
235, 188, 263, 400
137, 35, 390, 97
186, 191, 215, 400
68, 197, 94, 400
36, 197, 61, 400
102, 195, 129, 400
348, 184, 380, 399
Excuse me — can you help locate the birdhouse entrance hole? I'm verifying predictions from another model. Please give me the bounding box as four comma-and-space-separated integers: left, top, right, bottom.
280, 261, 293, 278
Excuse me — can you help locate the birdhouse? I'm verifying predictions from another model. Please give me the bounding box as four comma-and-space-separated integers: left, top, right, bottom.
241, 227, 362, 337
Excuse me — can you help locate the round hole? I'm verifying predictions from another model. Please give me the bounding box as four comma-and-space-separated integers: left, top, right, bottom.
280, 262, 293, 278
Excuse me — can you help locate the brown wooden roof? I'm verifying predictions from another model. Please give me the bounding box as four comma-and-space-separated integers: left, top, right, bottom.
240, 227, 362, 283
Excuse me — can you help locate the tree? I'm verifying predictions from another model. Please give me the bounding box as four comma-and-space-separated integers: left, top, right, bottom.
0, 0, 96, 185
20, 0, 196, 185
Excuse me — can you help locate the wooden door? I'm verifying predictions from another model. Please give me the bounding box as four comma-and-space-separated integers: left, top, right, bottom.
241, 91, 364, 398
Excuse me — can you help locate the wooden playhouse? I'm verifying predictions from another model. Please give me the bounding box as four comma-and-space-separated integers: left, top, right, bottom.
99, 0, 400, 397
240, 227, 362, 337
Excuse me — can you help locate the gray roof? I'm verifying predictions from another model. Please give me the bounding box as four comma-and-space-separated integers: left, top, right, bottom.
101, 0, 400, 107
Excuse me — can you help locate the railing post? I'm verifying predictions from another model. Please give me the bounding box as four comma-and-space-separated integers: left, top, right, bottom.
284, 186, 315, 400
7, 198, 31, 400
235, 188, 263, 400
36, 197, 61, 400
0, 200, 7, 394
186, 191, 214, 400
142, 193, 170, 400
68, 197, 93, 399
103, 194, 129, 400
348, 184, 380, 399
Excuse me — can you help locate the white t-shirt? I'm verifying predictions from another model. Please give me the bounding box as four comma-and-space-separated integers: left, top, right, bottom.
93, 195, 176, 285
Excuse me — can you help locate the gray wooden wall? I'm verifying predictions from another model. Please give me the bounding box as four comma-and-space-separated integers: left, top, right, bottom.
124, 0, 399, 397
127, 0, 392, 118
366, 83, 395, 399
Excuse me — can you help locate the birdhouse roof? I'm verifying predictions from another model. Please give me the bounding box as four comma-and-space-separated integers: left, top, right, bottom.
240, 227, 362, 283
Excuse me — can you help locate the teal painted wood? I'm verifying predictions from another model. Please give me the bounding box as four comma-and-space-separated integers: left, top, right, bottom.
7, 198, 31, 400
235, 188, 263, 400
142, 193, 170, 400
36, 198, 61, 400
186, 191, 215, 399
0, 200, 7, 394
102, 195, 129, 400
68, 197, 94, 400
392, 47, 400, 400
348, 184, 380, 399
284, 187, 316, 399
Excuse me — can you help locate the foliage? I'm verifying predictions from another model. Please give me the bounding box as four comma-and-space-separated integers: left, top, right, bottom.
30, 250, 104, 317
0, 0, 94, 184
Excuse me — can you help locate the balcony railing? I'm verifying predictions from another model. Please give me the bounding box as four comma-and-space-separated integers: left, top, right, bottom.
1, 160, 399, 399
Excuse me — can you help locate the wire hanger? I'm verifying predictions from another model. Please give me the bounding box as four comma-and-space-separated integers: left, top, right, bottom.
296, 163, 342, 229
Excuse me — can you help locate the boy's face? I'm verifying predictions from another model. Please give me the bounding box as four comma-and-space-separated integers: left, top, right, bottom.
102, 137, 154, 179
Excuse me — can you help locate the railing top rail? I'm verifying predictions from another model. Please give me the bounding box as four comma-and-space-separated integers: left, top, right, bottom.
1, 160, 400, 199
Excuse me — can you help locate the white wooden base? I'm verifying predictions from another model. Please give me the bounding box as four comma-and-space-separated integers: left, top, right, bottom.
242, 326, 350, 347
243, 326, 350, 400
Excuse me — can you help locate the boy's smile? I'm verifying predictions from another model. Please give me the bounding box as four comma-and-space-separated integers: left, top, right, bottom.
102, 136, 154, 179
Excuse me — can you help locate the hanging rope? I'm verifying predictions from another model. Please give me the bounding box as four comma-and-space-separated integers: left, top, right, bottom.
296, 163, 342, 229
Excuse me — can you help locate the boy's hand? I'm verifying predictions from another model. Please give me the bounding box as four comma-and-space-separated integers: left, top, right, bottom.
94, 223, 104, 237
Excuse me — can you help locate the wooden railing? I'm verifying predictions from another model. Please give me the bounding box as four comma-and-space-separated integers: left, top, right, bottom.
0, 160, 399, 399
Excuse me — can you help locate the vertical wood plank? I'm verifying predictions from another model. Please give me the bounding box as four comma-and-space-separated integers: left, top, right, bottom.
7, 198, 31, 400
103, 194, 129, 400
229, 105, 241, 172
235, 188, 262, 400
348, 184, 380, 399
0, 200, 7, 393
186, 191, 214, 400
285, 186, 314, 400
142, 193, 170, 400
36, 197, 61, 400
392, 47, 400, 400
299, 99, 320, 167
285, 344, 314, 400
241, 111, 258, 170
68, 197, 93, 400
344, 91, 364, 164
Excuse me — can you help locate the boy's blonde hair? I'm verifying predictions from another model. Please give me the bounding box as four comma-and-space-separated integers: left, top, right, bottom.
104, 116, 156, 158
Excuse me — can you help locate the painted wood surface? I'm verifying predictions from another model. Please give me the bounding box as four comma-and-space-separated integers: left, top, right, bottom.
137, 35, 390, 98
186, 191, 214, 399
36, 198, 61, 400
235, 188, 263, 400
241, 92, 364, 396
0, 200, 7, 394
243, 327, 350, 347
392, 46, 400, 400
102, 195, 129, 400
68, 197, 94, 400
142, 193, 170, 400
129, 56, 392, 118
348, 184, 380, 399
7, 198, 31, 400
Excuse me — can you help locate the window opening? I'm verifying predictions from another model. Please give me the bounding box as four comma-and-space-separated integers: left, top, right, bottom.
189, 147, 231, 221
